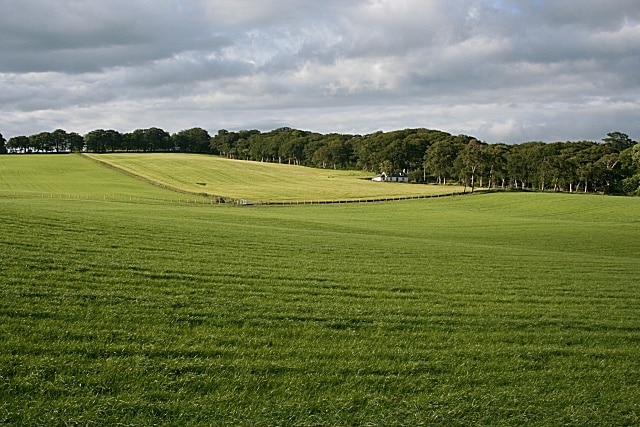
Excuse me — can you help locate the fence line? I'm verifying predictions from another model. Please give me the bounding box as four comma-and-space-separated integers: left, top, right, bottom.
247, 191, 468, 206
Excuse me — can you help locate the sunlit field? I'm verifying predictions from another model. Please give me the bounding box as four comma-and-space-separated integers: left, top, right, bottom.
1, 154, 639, 425
85, 153, 466, 202
0, 154, 208, 202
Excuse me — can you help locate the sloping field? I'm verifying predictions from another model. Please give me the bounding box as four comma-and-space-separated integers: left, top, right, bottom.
85, 153, 466, 202
0, 154, 209, 202
1, 155, 639, 425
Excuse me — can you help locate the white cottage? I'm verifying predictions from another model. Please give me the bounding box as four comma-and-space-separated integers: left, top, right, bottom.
372, 172, 408, 183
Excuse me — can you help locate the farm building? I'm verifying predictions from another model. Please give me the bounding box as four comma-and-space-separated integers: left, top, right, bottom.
372, 172, 409, 183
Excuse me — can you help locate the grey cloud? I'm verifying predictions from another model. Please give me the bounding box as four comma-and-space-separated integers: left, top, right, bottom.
0, 0, 228, 73
525, 0, 640, 31
1, 0, 639, 143
190, 0, 361, 28
120, 54, 255, 90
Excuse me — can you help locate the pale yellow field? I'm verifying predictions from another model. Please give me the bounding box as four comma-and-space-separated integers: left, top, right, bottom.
85, 153, 466, 203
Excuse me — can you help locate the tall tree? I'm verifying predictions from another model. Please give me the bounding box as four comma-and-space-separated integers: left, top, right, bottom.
0, 132, 6, 154
594, 152, 623, 193
402, 131, 432, 176
278, 129, 308, 165
310, 134, 353, 169
454, 139, 486, 192
622, 143, 640, 195
354, 132, 386, 172
211, 129, 239, 157
603, 132, 634, 151
47, 129, 82, 152
67, 132, 85, 152
484, 143, 510, 188
51, 129, 70, 152
85, 129, 123, 153
424, 139, 461, 185
573, 144, 605, 193
506, 142, 545, 189
7, 135, 30, 153
144, 127, 172, 152
124, 129, 145, 152
173, 127, 211, 153
617, 144, 639, 195
29, 132, 54, 152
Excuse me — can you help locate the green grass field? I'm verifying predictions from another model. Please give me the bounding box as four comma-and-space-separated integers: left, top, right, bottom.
1, 154, 639, 425
0, 154, 208, 203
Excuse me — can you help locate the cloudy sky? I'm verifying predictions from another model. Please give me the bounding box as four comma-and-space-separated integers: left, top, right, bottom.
1, 0, 639, 143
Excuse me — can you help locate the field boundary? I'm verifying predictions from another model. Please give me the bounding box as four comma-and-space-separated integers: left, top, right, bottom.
0, 189, 223, 206
249, 191, 470, 206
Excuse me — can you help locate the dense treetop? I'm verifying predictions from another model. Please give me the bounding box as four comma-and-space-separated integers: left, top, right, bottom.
0, 131, 6, 155
2, 127, 639, 195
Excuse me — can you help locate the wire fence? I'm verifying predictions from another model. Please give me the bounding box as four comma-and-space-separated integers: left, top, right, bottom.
252, 192, 468, 206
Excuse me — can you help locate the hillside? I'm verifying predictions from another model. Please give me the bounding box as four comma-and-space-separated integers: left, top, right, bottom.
0, 154, 198, 201
84, 153, 466, 203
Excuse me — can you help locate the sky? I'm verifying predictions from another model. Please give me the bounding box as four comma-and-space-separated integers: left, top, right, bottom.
1, 0, 639, 143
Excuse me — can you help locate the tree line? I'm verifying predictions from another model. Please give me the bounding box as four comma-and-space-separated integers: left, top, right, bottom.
1, 127, 211, 155
1, 127, 639, 195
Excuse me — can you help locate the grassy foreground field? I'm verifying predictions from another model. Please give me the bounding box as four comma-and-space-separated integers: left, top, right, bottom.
1, 155, 640, 425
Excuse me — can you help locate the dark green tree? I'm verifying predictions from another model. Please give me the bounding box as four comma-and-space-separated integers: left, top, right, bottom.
29, 132, 54, 152
124, 129, 145, 152
67, 132, 85, 152
354, 133, 381, 172
0, 132, 6, 154
278, 129, 308, 165
7, 135, 30, 152
211, 129, 239, 157
603, 132, 634, 151
617, 144, 639, 195
84, 130, 106, 152
573, 144, 605, 193
236, 131, 260, 160
594, 152, 623, 193
454, 139, 486, 192
85, 129, 123, 153
173, 127, 211, 153
424, 138, 463, 185
302, 134, 326, 167
380, 130, 419, 173
309, 134, 353, 169
144, 127, 172, 152
51, 129, 70, 152
619, 143, 640, 195
505, 142, 546, 189
402, 130, 432, 179
46, 129, 83, 152
484, 143, 510, 189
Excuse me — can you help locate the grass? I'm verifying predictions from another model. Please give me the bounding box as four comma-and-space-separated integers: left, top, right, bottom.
1, 154, 639, 425
84, 153, 466, 202
0, 154, 192, 201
